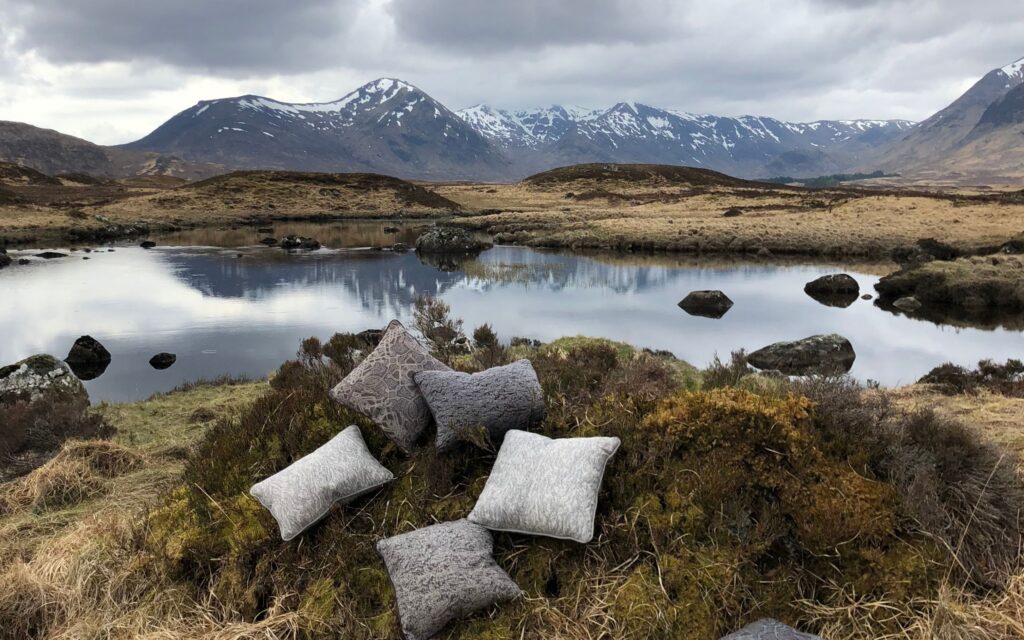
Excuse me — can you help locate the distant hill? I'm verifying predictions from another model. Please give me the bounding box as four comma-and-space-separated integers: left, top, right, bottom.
877, 56, 1024, 182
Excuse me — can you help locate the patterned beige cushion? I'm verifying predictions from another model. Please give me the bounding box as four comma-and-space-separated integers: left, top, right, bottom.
467, 430, 620, 543
250, 425, 394, 541
330, 320, 450, 452
376, 520, 522, 640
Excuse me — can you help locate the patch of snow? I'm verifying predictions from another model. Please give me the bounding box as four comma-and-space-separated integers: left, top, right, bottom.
1001, 56, 1024, 79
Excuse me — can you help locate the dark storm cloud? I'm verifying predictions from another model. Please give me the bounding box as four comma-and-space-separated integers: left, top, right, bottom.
3, 0, 355, 73
387, 0, 677, 52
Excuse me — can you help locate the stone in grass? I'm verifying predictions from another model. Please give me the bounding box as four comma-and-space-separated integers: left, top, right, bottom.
678, 290, 734, 318
719, 618, 822, 640
747, 334, 855, 376
149, 353, 176, 370
723, 207, 743, 217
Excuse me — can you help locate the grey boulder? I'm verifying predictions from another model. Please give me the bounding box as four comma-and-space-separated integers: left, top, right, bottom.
747, 334, 855, 376
720, 618, 821, 640
678, 290, 734, 318
804, 274, 860, 308
893, 296, 922, 312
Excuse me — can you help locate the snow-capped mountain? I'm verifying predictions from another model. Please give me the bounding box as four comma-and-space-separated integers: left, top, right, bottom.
121, 79, 509, 180
459, 101, 913, 177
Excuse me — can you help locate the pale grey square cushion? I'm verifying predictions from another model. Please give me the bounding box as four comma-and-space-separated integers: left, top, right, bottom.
414, 359, 545, 452
719, 618, 822, 640
330, 320, 450, 452
250, 425, 394, 541
467, 430, 620, 543
376, 519, 522, 640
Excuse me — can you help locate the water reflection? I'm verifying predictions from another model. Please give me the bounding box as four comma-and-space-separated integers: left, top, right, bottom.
2, 229, 1023, 402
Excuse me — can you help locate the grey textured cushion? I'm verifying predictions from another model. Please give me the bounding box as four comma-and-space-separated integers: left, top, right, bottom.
719, 619, 822, 640
467, 430, 620, 543
414, 359, 545, 452
330, 320, 450, 452
376, 519, 522, 640
250, 425, 393, 541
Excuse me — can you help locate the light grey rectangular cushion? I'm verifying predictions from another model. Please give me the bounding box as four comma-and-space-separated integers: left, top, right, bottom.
376, 519, 522, 640
330, 320, 450, 452
250, 425, 394, 541
414, 359, 545, 452
719, 619, 822, 640
467, 430, 620, 543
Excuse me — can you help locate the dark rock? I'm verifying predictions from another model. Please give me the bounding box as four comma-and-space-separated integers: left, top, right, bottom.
723, 208, 743, 217
18, 258, 29, 265
747, 334, 856, 376
861, 293, 873, 300
804, 273, 859, 308
0, 253, 10, 269
756, 247, 772, 257
356, 329, 384, 347
415, 226, 492, 254
259, 237, 278, 246
280, 235, 321, 250
65, 335, 112, 380
383, 226, 400, 234
256, 227, 274, 233
82, 256, 90, 260
893, 296, 922, 312
391, 242, 409, 252
34, 252, 67, 259
140, 241, 157, 249
892, 237, 958, 266
1000, 239, 1024, 254
149, 353, 177, 370
720, 618, 821, 640
0, 354, 91, 457
678, 290, 734, 318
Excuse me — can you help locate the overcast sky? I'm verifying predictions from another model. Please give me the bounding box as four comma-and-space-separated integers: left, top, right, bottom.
0, 0, 1022, 145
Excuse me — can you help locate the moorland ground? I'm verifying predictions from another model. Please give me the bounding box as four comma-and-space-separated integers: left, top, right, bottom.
2, 163, 1024, 260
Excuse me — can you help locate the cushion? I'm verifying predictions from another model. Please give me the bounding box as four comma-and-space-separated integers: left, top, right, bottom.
250, 425, 394, 541
719, 619, 822, 640
414, 359, 545, 452
376, 519, 522, 640
467, 430, 620, 543
330, 320, 451, 452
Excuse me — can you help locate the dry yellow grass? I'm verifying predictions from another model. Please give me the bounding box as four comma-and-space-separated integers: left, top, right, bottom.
438, 180, 1024, 257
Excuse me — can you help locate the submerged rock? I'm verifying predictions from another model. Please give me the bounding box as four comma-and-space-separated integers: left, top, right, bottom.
0, 253, 10, 269
893, 296, 922, 312
747, 334, 856, 376
383, 225, 400, 234
259, 237, 278, 246
140, 241, 157, 249
678, 290, 734, 318
149, 353, 177, 370
804, 274, 859, 308
719, 618, 821, 640
65, 335, 112, 380
415, 226, 492, 254
34, 251, 67, 259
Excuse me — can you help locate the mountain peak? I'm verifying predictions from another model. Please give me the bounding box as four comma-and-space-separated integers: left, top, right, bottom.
1000, 56, 1024, 81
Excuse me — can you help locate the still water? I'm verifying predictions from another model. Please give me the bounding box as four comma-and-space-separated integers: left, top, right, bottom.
2, 222, 1021, 402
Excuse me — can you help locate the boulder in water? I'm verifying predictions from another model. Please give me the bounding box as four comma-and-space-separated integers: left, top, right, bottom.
140, 241, 156, 249
280, 235, 321, 250
804, 274, 859, 308
415, 227, 492, 254
747, 334, 856, 376
35, 252, 67, 259
149, 353, 176, 370
678, 290, 734, 318
65, 335, 112, 380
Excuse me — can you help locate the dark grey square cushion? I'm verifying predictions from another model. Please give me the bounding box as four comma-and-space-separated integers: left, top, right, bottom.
330, 320, 450, 452
376, 519, 522, 640
414, 359, 545, 452
467, 430, 620, 543
250, 425, 394, 541
719, 619, 822, 640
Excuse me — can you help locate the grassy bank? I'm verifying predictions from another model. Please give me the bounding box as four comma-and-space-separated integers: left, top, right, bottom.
1, 305, 1022, 639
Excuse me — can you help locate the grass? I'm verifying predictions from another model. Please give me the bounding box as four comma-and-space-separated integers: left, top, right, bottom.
875, 254, 1024, 311
0, 321, 1021, 639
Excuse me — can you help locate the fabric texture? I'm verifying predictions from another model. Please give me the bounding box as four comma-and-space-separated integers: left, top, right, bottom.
250, 425, 394, 541
414, 359, 545, 452
467, 430, 620, 543
376, 519, 522, 640
330, 320, 450, 452
719, 618, 822, 640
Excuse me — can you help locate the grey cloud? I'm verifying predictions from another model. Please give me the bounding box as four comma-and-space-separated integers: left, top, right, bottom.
387, 0, 678, 53
3, 0, 355, 74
